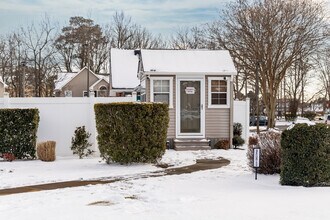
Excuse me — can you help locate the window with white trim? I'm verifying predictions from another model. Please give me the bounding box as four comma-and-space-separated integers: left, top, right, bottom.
208, 77, 230, 108
150, 77, 173, 108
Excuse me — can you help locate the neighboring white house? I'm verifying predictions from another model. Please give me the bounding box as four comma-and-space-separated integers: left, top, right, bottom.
109, 48, 141, 97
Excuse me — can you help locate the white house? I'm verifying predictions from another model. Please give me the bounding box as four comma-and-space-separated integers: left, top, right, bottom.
135, 49, 238, 150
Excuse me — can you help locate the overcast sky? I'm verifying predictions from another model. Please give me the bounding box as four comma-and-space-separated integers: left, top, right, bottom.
0, 0, 230, 38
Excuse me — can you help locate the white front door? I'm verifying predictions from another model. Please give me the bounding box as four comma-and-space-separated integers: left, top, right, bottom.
176, 78, 205, 138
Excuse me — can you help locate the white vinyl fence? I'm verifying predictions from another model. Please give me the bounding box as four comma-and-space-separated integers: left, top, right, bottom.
233, 98, 250, 142
0, 93, 136, 156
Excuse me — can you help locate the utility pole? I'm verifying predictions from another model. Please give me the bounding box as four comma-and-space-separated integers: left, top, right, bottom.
20, 61, 26, 97
256, 61, 260, 134
84, 43, 90, 97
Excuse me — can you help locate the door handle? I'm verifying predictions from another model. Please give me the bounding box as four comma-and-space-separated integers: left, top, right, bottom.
201, 104, 203, 110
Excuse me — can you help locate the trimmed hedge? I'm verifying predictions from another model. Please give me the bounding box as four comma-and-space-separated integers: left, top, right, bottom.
94, 102, 169, 164
281, 124, 330, 186
0, 108, 39, 159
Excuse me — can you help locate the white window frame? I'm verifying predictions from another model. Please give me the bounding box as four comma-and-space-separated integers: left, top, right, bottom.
150, 77, 173, 108
208, 77, 230, 108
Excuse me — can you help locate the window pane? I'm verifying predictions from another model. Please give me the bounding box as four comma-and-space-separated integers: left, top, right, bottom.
161, 80, 170, 92
211, 80, 227, 92
153, 80, 162, 92
211, 93, 227, 105
220, 80, 227, 92
154, 93, 169, 104
219, 93, 227, 104
153, 80, 169, 92
211, 80, 220, 92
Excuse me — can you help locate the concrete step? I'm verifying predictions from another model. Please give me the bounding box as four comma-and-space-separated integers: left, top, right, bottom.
174, 139, 211, 151
174, 145, 211, 151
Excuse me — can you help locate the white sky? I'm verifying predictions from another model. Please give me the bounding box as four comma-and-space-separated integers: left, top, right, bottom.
0, 0, 229, 38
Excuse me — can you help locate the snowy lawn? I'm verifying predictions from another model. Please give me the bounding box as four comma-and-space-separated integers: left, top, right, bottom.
0, 147, 329, 220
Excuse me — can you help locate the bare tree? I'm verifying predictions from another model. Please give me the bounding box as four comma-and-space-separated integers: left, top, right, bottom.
55, 16, 109, 73
109, 11, 165, 49
316, 48, 330, 111
0, 32, 29, 97
171, 26, 208, 49
21, 16, 59, 97
208, 0, 327, 128
285, 58, 311, 117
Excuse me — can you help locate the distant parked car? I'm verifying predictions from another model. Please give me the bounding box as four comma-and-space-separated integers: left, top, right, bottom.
250, 116, 268, 126
325, 115, 330, 125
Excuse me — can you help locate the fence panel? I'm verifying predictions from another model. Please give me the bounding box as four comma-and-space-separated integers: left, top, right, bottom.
0, 95, 136, 156
233, 98, 250, 143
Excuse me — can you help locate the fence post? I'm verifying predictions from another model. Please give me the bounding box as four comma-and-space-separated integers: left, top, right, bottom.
89, 91, 99, 156
132, 91, 137, 101
245, 98, 250, 141
3, 92, 10, 108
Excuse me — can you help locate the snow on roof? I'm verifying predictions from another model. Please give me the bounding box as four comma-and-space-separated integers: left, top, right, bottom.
140, 49, 237, 74
111, 48, 140, 88
55, 72, 77, 90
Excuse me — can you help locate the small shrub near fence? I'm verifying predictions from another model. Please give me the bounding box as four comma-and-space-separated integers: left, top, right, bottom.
247, 130, 282, 174
37, 141, 56, 162
281, 124, 330, 187
0, 108, 39, 159
94, 102, 169, 164
232, 123, 245, 149
71, 126, 94, 159
301, 111, 316, 121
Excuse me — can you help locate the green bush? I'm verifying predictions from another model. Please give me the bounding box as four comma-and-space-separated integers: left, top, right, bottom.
94, 102, 169, 164
0, 108, 39, 159
232, 122, 244, 148
301, 111, 316, 121
281, 124, 330, 186
247, 131, 282, 174
71, 126, 94, 159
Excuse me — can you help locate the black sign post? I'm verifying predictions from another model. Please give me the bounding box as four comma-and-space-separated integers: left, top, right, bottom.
253, 147, 261, 180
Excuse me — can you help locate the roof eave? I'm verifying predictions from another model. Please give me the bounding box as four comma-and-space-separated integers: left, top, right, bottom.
142, 71, 237, 76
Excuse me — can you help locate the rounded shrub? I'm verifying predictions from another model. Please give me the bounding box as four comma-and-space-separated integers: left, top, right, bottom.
247, 130, 282, 174
281, 124, 330, 186
94, 102, 169, 164
0, 108, 39, 159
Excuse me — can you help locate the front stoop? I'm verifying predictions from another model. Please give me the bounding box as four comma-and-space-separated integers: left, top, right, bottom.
174, 139, 211, 151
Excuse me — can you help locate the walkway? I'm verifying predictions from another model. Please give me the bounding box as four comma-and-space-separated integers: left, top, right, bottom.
0, 158, 230, 196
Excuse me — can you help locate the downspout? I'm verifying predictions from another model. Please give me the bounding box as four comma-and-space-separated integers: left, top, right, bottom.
229, 79, 234, 148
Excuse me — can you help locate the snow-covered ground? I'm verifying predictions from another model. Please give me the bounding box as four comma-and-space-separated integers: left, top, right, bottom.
0, 147, 329, 220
